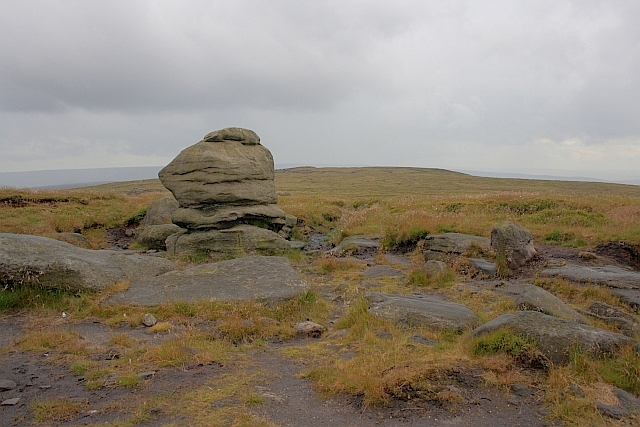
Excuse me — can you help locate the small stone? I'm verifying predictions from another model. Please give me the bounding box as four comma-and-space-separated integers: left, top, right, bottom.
294, 321, 326, 338
578, 251, 597, 260
137, 371, 156, 380
142, 313, 158, 327
595, 402, 628, 419
374, 331, 393, 340
242, 319, 256, 328
419, 260, 447, 278
569, 383, 585, 398
407, 334, 439, 346
0, 379, 17, 391
510, 383, 531, 397
38, 385, 51, 390
1, 397, 21, 406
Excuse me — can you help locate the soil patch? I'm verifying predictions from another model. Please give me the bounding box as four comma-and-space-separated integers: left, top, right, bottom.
595, 242, 640, 271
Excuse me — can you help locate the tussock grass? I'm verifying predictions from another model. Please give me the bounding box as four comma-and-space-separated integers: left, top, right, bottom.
32, 396, 88, 422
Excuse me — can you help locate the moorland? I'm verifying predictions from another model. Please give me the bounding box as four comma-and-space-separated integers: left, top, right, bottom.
1, 167, 640, 426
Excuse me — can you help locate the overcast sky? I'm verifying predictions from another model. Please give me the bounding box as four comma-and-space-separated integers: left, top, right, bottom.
1, 1, 639, 180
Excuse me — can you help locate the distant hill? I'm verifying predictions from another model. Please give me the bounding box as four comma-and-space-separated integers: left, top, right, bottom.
0, 166, 163, 189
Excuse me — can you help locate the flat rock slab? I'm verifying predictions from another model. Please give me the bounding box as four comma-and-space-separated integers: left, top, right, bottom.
498, 283, 584, 323
365, 292, 480, 331
105, 256, 309, 306
362, 265, 404, 278
0, 233, 176, 291
330, 235, 381, 256
470, 311, 634, 364
540, 264, 640, 289
0, 379, 17, 391
467, 258, 497, 277
423, 233, 490, 254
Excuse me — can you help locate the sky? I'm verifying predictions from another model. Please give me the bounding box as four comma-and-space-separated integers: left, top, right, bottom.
1, 1, 640, 181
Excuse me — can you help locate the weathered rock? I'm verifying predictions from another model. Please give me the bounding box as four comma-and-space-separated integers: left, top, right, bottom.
1, 398, 21, 406
166, 225, 291, 258
467, 258, 497, 277
569, 383, 585, 398
365, 292, 480, 332
203, 127, 260, 145
142, 196, 180, 226
294, 321, 326, 338
583, 301, 639, 337
588, 302, 637, 322
0, 379, 17, 391
540, 264, 640, 289
611, 289, 640, 309
510, 383, 531, 397
613, 387, 640, 412
595, 402, 628, 419
419, 260, 447, 278
423, 233, 490, 258
142, 313, 158, 327
0, 233, 176, 291
137, 224, 183, 250
285, 214, 297, 228
105, 256, 309, 306
330, 235, 381, 256
407, 334, 439, 346
171, 204, 286, 231
362, 265, 404, 278
50, 232, 92, 249
469, 311, 634, 364
490, 221, 536, 269
158, 128, 277, 208
499, 284, 584, 323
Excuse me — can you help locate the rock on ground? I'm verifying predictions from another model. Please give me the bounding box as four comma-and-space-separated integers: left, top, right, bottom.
469, 311, 634, 364
490, 221, 536, 269
142, 196, 179, 226
467, 258, 497, 277
105, 256, 309, 306
419, 260, 447, 278
330, 235, 381, 256
365, 292, 480, 332
0, 233, 176, 291
540, 264, 640, 289
498, 283, 584, 323
166, 225, 291, 257
136, 224, 183, 250
423, 233, 490, 259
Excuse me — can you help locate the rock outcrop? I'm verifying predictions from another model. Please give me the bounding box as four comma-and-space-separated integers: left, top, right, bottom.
142, 196, 179, 226
423, 233, 490, 260
104, 256, 309, 306
470, 311, 633, 364
365, 292, 480, 332
157, 127, 294, 256
0, 233, 176, 292
490, 221, 536, 269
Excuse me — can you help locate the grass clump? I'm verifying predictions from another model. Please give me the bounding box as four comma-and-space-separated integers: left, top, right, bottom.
32, 397, 88, 422
382, 227, 429, 250
472, 329, 548, 368
406, 269, 455, 289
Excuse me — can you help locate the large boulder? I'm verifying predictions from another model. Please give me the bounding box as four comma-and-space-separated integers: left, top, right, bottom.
0, 233, 176, 292
142, 196, 179, 226
136, 224, 183, 250
423, 233, 490, 259
365, 292, 480, 332
490, 221, 536, 269
166, 225, 291, 257
105, 256, 309, 306
158, 128, 278, 208
470, 311, 634, 364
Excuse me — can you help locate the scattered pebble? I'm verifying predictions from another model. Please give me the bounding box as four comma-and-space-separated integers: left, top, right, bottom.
137, 371, 156, 380
510, 383, 531, 397
407, 334, 439, 346
294, 321, 326, 338
1, 397, 21, 406
142, 313, 158, 327
0, 379, 17, 391
569, 383, 585, 398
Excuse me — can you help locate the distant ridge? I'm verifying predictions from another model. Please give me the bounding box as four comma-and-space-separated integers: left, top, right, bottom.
0, 166, 163, 189
1, 165, 638, 189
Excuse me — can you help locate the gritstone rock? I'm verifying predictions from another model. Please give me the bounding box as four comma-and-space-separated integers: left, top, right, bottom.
157, 127, 293, 256
0, 233, 176, 292
469, 311, 633, 364
491, 221, 536, 269
142, 196, 180, 226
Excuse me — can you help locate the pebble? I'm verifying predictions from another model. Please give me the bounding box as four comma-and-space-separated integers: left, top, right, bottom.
510, 382, 531, 397
137, 371, 156, 380
0, 379, 17, 391
294, 321, 326, 338
1, 397, 21, 406
142, 313, 158, 327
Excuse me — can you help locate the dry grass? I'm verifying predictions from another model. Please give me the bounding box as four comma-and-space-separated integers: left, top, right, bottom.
32, 396, 88, 422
